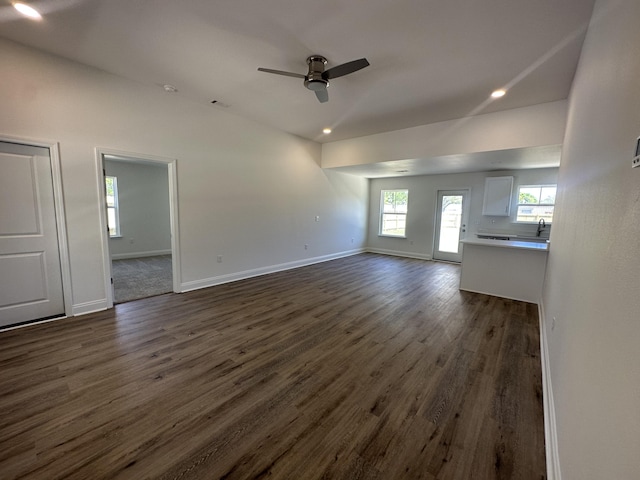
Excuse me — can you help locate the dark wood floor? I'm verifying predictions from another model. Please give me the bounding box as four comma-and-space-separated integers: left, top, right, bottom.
0, 253, 546, 479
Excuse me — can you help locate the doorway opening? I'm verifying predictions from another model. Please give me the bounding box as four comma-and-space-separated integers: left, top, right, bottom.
433, 189, 470, 263
96, 149, 181, 307
111, 254, 173, 303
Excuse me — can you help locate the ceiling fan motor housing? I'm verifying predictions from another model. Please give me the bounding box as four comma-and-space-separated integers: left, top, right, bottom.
305, 55, 329, 91
257, 54, 369, 102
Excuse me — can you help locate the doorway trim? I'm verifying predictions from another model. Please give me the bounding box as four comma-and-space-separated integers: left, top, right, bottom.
0, 134, 73, 319
95, 147, 182, 308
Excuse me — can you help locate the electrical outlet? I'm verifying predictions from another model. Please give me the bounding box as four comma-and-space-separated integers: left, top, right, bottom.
217, 255, 223, 263
315, 216, 320, 222
351, 238, 354, 243
304, 244, 308, 250
552, 316, 556, 331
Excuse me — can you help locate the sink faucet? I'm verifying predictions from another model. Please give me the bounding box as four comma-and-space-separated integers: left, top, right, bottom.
536, 218, 546, 237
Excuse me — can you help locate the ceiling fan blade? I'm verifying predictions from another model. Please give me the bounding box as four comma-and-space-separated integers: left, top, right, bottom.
257, 67, 306, 79
315, 88, 329, 103
322, 58, 369, 80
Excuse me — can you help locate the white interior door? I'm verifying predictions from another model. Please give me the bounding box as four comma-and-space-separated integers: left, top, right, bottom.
0, 141, 65, 327
433, 189, 470, 263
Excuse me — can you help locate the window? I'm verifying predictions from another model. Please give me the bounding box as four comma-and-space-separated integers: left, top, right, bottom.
105, 176, 121, 237
380, 189, 408, 237
516, 184, 556, 223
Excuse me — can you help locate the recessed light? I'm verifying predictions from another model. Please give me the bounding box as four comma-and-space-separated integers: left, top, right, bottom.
491, 89, 507, 99
13, 2, 42, 19
322, 128, 332, 134
163, 84, 178, 93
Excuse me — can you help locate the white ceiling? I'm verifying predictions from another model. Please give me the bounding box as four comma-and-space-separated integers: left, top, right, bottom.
1, 0, 594, 174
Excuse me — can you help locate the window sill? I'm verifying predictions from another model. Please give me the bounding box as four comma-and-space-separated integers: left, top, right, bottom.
109, 235, 123, 239
378, 234, 407, 239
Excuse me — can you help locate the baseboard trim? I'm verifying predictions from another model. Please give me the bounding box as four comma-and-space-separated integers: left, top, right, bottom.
365, 248, 432, 261
180, 248, 365, 293
111, 249, 172, 260
458, 287, 534, 304
72, 299, 108, 316
538, 300, 562, 480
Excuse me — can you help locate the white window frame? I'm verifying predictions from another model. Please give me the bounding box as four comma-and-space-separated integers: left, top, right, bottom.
105, 175, 121, 237
515, 184, 557, 224
379, 189, 409, 237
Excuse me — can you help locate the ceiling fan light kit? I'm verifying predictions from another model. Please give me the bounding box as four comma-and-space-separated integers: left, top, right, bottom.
258, 55, 369, 103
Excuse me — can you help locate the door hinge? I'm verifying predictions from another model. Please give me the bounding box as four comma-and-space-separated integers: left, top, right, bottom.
110, 277, 113, 285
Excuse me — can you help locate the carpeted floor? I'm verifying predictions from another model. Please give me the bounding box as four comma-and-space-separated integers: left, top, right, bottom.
111, 255, 173, 304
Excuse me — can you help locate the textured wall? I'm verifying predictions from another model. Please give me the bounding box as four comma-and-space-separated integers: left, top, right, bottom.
368, 168, 558, 258
322, 101, 567, 168
542, 0, 640, 477
1, 38, 368, 310
105, 160, 171, 258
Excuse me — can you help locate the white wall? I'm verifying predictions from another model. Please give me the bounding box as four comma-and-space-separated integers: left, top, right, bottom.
104, 159, 171, 259
322, 101, 567, 169
542, 0, 640, 478
0, 38, 368, 313
368, 168, 558, 259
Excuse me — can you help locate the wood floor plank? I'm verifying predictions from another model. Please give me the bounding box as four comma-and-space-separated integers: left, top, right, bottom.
0, 253, 546, 479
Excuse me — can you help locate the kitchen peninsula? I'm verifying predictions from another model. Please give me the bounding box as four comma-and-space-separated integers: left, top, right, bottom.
459, 237, 549, 303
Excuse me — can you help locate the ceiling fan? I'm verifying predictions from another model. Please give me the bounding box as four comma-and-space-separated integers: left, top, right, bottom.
258, 55, 369, 103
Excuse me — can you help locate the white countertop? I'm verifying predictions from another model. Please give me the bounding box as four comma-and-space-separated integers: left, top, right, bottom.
461, 237, 549, 252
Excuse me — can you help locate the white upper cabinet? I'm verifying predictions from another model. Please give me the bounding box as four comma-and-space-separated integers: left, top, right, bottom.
482, 176, 513, 216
